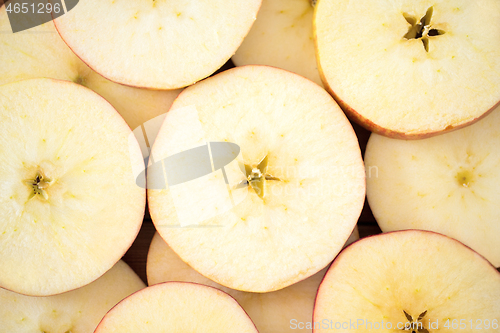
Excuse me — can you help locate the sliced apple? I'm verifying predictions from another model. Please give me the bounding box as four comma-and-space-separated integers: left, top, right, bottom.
232, 0, 322, 86
365, 106, 500, 267
146, 228, 358, 333
53, 0, 262, 90
314, 230, 500, 332
95, 282, 258, 333
147, 65, 365, 292
0, 5, 181, 132
0, 79, 145, 296
314, 0, 500, 138
0, 260, 145, 332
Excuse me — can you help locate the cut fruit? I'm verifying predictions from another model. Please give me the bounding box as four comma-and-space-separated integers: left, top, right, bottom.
0, 6, 181, 132
53, 0, 262, 89
314, 0, 500, 138
365, 106, 500, 267
146, 228, 358, 333
314, 230, 500, 332
0, 79, 145, 296
233, 0, 322, 86
0, 260, 145, 333
94, 282, 259, 333
147, 65, 365, 292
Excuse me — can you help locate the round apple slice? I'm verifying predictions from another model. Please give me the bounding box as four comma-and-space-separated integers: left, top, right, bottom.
147, 65, 365, 292
232, 0, 322, 86
314, 231, 500, 332
0, 79, 145, 296
0, 260, 145, 332
147, 229, 358, 333
53, 0, 262, 90
314, 0, 500, 138
0, 6, 182, 131
365, 106, 500, 267
95, 282, 258, 333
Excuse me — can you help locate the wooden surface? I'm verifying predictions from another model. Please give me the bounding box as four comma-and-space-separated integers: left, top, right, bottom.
122, 59, 382, 284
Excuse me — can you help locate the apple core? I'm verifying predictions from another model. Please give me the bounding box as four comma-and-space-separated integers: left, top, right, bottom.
24, 170, 53, 201
244, 156, 281, 199
403, 7, 445, 52
456, 169, 474, 188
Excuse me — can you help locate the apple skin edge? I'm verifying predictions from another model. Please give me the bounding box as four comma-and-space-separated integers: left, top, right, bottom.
94, 282, 259, 332
0, 78, 146, 297
318, 74, 500, 140
146, 64, 365, 293
311, 0, 500, 140
311, 229, 500, 331
51, 1, 263, 91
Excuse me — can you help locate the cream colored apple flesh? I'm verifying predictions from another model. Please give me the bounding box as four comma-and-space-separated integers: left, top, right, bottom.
0, 260, 145, 333
53, 0, 262, 89
148, 65, 365, 292
232, 0, 322, 86
0, 79, 145, 296
147, 228, 358, 333
314, 0, 500, 138
0, 6, 181, 132
314, 231, 500, 332
365, 106, 500, 267
95, 282, 258, 333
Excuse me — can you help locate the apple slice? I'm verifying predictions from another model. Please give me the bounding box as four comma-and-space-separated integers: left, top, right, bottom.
232, 0, 322, 86
314, 0, 500, 138
147, 65, 365, 292
314, 230, 500, 332
95, 282, 258, 332
0, 260, 145, 332
146, 228, 358, 333
0, 6, 181, 132
53, 0, 262, 90
0, 78, 145, 296
364, 106, 500, 267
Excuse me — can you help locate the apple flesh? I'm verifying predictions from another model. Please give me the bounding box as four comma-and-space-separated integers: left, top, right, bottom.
53, 0, 262, 89
94, 282, 259, 333
314, 0, 500, 138
0, 6, 182, 132
0, 260, 145, 333
232, 0, 322, 86
147, 65, 365, 292
365, 106, 500, 267
314, 230, 500, 332
0, 79, 145, 296
146, 228, 358, 333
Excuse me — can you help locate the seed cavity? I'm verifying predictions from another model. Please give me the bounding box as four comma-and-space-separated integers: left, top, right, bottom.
403, 7, 445, 52
239, 155, 281, 198
24, 170, 53, 200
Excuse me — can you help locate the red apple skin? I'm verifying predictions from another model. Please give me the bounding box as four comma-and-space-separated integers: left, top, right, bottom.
311, 229, 500, 332
312, 4, 500, 140
94, 282, 258, 332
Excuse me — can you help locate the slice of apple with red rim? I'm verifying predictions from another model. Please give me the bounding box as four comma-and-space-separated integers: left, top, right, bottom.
0, 78, 145, 296
314, 0, 500, 138
53, 0, 262, 89
314, 230, 500, 332
94, 282, 259, 333
147, 65, 365, 293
